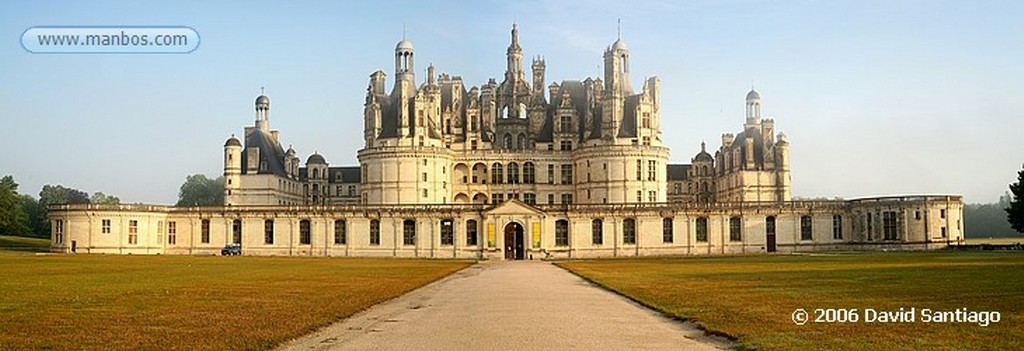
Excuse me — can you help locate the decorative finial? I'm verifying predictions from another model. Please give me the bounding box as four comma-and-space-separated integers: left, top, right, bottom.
617, 18, 621, 40
701, 141, 706, 151
260, 86, 265, 95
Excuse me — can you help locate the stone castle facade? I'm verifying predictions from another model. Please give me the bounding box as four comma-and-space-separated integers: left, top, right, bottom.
47, 25, 964, 259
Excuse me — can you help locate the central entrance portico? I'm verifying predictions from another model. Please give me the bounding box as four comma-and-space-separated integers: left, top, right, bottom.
504, 222, 525, 260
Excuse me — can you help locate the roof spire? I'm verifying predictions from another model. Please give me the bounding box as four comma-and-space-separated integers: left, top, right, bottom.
617, 18, 621, 40
402, 23, 406, 40
260, 86, 265, 95
701, 141, 706, 152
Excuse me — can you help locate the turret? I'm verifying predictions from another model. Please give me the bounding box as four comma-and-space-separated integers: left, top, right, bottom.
255, 93, 270, 132
223, 135, 242, 205
745, 89, 761, 127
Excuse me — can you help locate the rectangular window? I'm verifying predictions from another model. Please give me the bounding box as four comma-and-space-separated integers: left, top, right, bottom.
441, 219, 454, 246
348, 186, 356, 196
300, 220, 311, 245
168, 221, 177, 245
232, 220, 241, 244
622, 219, 636, 245
940, 209, 946, 219
466, 220, 478, 246
637, 190, 642, 203
915, 210, 921, 220
547, 194, 555, 204
883, 211, 898, 240
592, 219, 603, 245
492, 193, 505, 204
157, 221, 164, 245
524, 193, 536, 205
648, 160, 656, 181
832, 215, 843, 240
54, 219, 65, 244
403, 220, 416, 246
555, 220, 569, 246
264, 220, 274, 245
662, 218, 673, 243
636, 160, 642, 180
128, 220, 138, 245
102, 219, 111, 234
561, 193, 573, 204
561, 115, 572, 132
560, 164, 573, 184
560, 140, 572, 151
370, 220, 380, 245
648, 190, 656, 203
201, 219, 210, 244
334, 220, 346, 245
642, 112, 651, 128
696, 218, 708, 242
547, 164, 555, 184
729, 217, 742, 242
801, 216, 813, 241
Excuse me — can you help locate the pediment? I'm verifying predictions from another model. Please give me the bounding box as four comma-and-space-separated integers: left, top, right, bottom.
484, 199, 545, 216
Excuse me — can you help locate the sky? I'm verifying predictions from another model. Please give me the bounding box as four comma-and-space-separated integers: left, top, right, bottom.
0, 0, 1021, 205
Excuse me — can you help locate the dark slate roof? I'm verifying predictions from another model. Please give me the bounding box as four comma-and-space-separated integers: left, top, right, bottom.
224, 136, 241, 147
618, 95, 639, 138
733, 128, 766, 167
667, 164, 691, 181
306, 153, 326, 165
330, 166, 361, 183
240, 129, 288, 177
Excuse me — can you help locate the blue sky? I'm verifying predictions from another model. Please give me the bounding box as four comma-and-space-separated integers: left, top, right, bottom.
1, 0, 1021, 204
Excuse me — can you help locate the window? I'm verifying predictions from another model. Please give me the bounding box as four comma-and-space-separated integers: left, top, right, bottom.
940, 209, 946, 219
441, 219, 454, 246
523, 162, 535, 183
915, 210, 921, 220
648, 160, 656, 181
157, 221, 164, 245
201, 219, 210, 244
883, 211, 898, 240
168, 221, 177, 245
561, 193, 573, 204
674, 183, 681, 195
403, 219, 416, 246
642, 136, 650, 145
696, 217, 708, 242
941, 227, 947, 238
492, 193, 505, 203
801, 215, 813, 241
128, 220, 138, 245
648, 190, 656, 203
547, 194, 555, 204
636, 160, 642, 180
547, 164, 555, 184
867, 213, 873, 241
466, 220, 478, 246
102, 219, 111, 234
54, 219, 64, 244
232, 219, 241, 244
622, 218, 636, 244
334, 220, 346, 245
264, 220, 274, 244
422, 189, 428, 198
560, 164, 573, 184
370, 220, 380, 245
592, 219, 603, 245
642, 112, 651, 128
662, 218, 673, 243
832, 215, 843, 240
503, 133, 513, 149
555, 220, 569, 246
491, 163, 504, 184
636, 190, 642, 203
561, 115, 572, 132
766, 216, 776, 238
508, 162, 520, 184
729, 217, 741, 242
524, 193, 536, 205
299, 220, 311, 245
560, 140, 572, 151
517, 133, 526, 150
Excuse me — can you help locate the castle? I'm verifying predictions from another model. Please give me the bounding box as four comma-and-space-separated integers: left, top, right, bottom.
47, 25, 963, 259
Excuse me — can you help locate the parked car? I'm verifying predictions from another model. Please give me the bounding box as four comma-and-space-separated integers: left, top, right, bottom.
221, 244, 242, 256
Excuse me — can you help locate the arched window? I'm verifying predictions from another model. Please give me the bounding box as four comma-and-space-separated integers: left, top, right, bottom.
491, 163, 504, 184
503, 133, 513, 149
334, 220, 346, 245
507, 162, 520, 184
695, 217, 708, 242
313, 168, 320, 179
729, 217, 742, 241
555, 220, 569, 246
369, 219, 380, 245
523, 162, 535, 183
440, 219, 454, 246
662, 218, 673, 243
466, 220, 478, 246
801, 215, 813, 241
501, 106, 509, 119
264, 219, 274, 245
403, 219, 416, 246
592, 219, 603, 245
518, 103, 527, 120
299, 219, 311, 245
623, 218, 636, 244
517, 133, 526, 149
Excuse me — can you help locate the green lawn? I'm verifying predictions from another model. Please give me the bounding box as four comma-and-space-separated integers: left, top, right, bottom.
0, 235, 50, 252
558, 252, 1024, 351
0, 253, 471, 350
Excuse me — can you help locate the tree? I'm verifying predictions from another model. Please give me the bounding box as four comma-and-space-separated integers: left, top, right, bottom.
1008, 164, 1024, 233
38, 184, 90, 207
90, 192, 121, 205
0, 175, 30, 236
176, 174, 224, 206
19, 194, 49, 237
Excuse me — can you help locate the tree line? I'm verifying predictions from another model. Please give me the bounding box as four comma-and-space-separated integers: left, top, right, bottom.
0, 174, 223, 238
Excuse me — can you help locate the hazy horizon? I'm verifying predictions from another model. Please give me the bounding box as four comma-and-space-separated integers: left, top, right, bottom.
1, 0, 1021, 205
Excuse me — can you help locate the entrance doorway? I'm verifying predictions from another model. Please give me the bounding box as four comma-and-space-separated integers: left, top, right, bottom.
503, 222, 525, 260
766, 216, 777, 252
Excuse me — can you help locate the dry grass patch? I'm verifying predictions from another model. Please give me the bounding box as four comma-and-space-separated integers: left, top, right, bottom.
0, 253, 470, 350
559, 252, 1024, 351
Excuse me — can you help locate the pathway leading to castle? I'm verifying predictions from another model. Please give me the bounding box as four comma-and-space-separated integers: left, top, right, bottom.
277, 261, 731, 351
